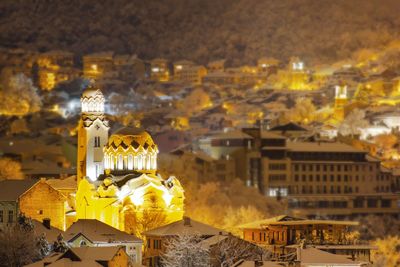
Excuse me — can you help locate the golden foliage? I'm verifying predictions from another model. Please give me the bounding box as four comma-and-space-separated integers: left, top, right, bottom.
0, 157, 24, 180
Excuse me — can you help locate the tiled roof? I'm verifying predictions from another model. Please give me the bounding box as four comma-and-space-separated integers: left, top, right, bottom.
65, 219, 142, 244
143, 217, 225, 237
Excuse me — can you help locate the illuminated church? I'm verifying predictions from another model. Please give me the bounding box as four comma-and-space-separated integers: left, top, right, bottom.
74, 85, 184, 231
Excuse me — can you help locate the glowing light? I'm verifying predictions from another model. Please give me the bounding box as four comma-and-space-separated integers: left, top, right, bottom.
176, 65, 183, 70
130, 192, 144, 206
91, 64, 98, 71
152, 67, 160, 73
163, 191, 173, 206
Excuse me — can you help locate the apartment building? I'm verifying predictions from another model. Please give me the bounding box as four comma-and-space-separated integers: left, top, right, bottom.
201, 127, 400, 218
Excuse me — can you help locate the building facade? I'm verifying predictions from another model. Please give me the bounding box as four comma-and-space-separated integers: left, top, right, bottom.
202, 127, 400, 218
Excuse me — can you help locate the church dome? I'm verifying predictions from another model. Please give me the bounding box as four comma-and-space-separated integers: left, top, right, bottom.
104, 127, 158, 174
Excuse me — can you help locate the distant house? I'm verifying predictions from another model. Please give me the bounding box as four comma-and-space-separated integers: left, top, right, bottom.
19, 178, 69, 231
143, 216, 225, 267
239, 215, 372, 263
65, 219, 143, 264
0, 179, 37, 229
25, 246, 132, 267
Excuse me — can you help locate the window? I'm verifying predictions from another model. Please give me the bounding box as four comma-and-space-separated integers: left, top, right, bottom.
252, 232, 255, 240
367, 199, 378, 208
381, 199, 391, 208
294, 175, 299, 182
0, 210, 3, 223
80, 240, 87, 247
316, 175, 320, 182
302, 175, 306, 182
309, 175, 313, 182
323, 175, 327, 182
147, 239, 151, 248
94, 136, 101, 147
337, 175, 341, 182
8, 210, 13, 223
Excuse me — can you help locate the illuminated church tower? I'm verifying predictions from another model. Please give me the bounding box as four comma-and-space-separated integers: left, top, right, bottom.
77, 85, 109, 182
334, 84, 348, 121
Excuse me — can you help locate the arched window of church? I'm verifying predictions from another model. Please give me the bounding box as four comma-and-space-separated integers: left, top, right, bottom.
128, 154, 133, 170
146, 155, 151, 170
118, 154, 123, 170
104, 154, 108, 169
80, 240, 87, 247
110, 155, 115, 170
137, 155, 143, 170
134, 156, 138, 170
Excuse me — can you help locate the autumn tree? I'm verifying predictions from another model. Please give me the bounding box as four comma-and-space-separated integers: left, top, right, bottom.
371, 236, 400, 267
0, 74, 42, 116
287, 97, 317, 124
338, 109, 369, 137
181, 88, 212, 115
0, 157, 24, 180
161, 234, 209, 267
125, 209, 168, 241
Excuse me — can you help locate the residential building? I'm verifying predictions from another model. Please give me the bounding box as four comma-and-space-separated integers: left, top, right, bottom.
83, 52, 115, 80
25, 246, 132, 267
65, 219, 142, 264
240, 215, 372, 263
143, 216, 225, 267
36, 50, 79, 90
19, 178, 70, 230
207, 59, 226, 73
201, 127, 400, 218
0, 179, 36, 229
173, 60, 195, 80
150, 58, 170, 82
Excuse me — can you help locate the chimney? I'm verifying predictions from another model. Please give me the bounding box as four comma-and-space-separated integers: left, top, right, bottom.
42, 218, 51, 229
183, 216, 191, 226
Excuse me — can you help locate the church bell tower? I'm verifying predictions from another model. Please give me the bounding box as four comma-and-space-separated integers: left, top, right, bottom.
333, 84, 348, 121
77, 85, 109, 183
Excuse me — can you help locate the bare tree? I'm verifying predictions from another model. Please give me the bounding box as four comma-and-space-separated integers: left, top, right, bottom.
161, 234, 209, 267
0, 215, 43, 267
338, 109, 369, 137
212, 235, 271, 267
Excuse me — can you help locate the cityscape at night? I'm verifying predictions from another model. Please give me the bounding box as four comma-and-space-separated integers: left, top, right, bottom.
0, 1, 399, 266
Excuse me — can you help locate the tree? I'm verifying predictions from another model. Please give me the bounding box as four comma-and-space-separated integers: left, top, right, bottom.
0, 214, 43, 267
338, 109, 369, 137
0, 74, 42, 116
0, 157, 24, 180
52, 233, 68, 253
212, 235, 271, 267
125, 209, 168, 241
371, 236, 400, 267
161, 234, 209, 267
287, 97, 316, 124
182, 88, 212, 115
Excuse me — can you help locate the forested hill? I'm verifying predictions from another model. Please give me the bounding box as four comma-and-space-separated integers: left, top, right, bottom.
1, 0, 400, 65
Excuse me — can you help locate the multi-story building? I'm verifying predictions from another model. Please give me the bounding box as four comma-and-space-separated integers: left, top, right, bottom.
240, 215, 371, 263
150, 58, 170, 82
36, 50, 79, 90
178, 65, 207, 85
83, 52, 115, 80
201, 127, 400, 218
0, 180, 37, 229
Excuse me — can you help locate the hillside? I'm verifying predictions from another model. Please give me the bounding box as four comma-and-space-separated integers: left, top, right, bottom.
1, 0, 400, 65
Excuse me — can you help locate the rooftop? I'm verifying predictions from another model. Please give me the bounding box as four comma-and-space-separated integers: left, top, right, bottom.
239, 215, 358, 229
65, 219, 142, 244
143, 217, 225, 237
286, 142, 365, 153
0, 179, 37, 201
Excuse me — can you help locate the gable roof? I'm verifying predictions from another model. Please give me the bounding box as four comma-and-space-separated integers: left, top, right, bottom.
238, 215, 358, 229
0, 179, 37, 201
212, 130, 254, 140
65, 219, 142, 244
143, 217, 225, 237
298, 247, 359, 265
68, 246, 122, 261
269, 123, 308, 132
32, 219, 64, 243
